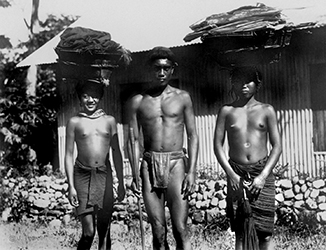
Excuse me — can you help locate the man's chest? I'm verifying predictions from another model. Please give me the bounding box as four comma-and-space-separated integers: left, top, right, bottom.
138, 96, 183, 120
76, 119, 110, 138
227, 109, 267, 132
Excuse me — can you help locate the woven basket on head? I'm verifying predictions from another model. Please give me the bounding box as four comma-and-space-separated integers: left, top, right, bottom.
202, 29, 292, 66
55, 49, 122, 82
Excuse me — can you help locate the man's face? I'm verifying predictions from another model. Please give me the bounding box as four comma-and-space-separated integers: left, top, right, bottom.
150, 59, 174, 86
232, 78, 257, 99
80, 89, 101, 113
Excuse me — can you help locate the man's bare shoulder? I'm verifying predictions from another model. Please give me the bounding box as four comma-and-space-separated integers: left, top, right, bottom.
261, 102, 275, 109
219, 103, 235, 112
130, 93, 144, 106
254, 101, 276, 112
168, 85, 187, 94
217, 103, 240, 119
168, 86, 192, 102
67, 115, 81, 125
261, 102, 277, 116
103, 114, 117, 123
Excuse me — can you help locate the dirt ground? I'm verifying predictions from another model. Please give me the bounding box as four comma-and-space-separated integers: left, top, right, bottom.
0, 221, 74, 250
0, 219, 235, 250
0, 220, 135, 250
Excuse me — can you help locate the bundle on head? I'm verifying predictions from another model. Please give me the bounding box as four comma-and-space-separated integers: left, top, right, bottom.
55, 26, 132, 85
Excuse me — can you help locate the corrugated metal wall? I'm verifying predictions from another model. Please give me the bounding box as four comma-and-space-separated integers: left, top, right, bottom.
56, 27, 326, 178
191, 109, 315, 178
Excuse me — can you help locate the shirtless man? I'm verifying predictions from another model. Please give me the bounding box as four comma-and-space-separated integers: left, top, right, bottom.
127, 46, 199, 250
213, 66, 282, 250
65, 80, 125, 250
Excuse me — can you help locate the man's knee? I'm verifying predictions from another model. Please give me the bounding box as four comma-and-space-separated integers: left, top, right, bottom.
172, 227, 188, 241
151, 219, 166, 234
151, 220, 167, 242
170, 210, 187, 231
172, 220, 187, 233
82, 224, 96, 239
170, 219, 189, 244
82, 230, 95, 240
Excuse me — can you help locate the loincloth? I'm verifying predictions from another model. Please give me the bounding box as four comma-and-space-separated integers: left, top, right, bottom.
226, 157, 275, 234
74, 159, 111, 216
143, 150, 185, 189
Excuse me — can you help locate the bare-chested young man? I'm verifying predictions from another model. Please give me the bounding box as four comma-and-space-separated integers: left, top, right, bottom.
65, 80, 125, 250
213, 66, 282, 250
127, 46, 199, 250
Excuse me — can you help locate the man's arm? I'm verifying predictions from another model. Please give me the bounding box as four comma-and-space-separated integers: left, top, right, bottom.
213, 106, 241, 190
64, 118, 79, 207
110, 118, 125, 202
251, 105, 282, 191
182, 92, 199, 196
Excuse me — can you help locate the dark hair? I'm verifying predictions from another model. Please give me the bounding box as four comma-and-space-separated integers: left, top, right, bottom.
146, 46, 177, 66
229, 66, 262, 99
230, 66, 262, 88
76, 79, 104, 100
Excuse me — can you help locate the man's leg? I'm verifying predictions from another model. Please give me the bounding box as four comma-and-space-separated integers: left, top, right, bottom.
78, 213, 96, 250
166, 159, 191, 250
97, 207, 113, 250
97, 173, 114, 250
141, 161, 169, 250
234, 232, 243, 250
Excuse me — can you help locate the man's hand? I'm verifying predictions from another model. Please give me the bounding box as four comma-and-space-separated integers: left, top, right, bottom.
68, 186, 79, 207
249, 175, 265, 196
229, 173, 241, 191
182, 172, 196, 198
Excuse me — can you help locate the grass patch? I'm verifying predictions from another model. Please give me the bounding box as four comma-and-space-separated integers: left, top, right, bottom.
0, 218, 325, 250
274, 225, 326, 250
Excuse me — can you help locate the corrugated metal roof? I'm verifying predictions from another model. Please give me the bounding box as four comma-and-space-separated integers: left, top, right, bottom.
17, 30, 63, 67
16, 13, 199, 68
16, 2, 326, 68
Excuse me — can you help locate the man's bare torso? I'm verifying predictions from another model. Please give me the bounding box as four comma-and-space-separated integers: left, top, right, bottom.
137, 86, 186, 152
225, 102, 270, 164
74, 116, 112, 166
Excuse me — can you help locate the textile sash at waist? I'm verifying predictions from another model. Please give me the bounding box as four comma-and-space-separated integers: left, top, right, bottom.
143, 150, 185, 189
227, 157, 275, 233
74, 159, 108, 210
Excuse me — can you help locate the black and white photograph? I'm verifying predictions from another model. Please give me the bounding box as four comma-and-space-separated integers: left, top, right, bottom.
0, 0, 326, 249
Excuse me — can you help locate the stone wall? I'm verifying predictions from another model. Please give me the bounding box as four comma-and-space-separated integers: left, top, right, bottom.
188, 178, 326, 225
1, 175, 326, 227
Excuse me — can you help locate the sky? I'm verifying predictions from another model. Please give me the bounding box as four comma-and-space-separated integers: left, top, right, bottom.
1, 0, 326, 52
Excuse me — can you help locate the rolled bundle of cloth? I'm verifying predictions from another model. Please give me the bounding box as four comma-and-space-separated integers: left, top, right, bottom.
184, 3, 288, 43
55, 26, 132, 66
56, 26, 119, 53
55, 26, 132, 84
